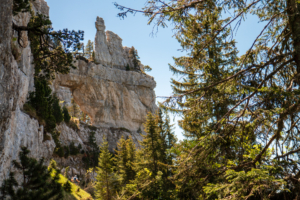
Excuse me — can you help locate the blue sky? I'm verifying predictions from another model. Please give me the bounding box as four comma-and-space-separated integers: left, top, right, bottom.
46, 0, 265, 141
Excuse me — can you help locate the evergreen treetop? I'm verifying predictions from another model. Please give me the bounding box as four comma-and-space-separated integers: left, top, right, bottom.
95, 137, 116, 200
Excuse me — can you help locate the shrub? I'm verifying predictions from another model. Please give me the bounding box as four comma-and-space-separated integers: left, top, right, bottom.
67, 120, 79, 131
126, 64, 130, 71
64, 146, 70, 158
23, 103, 37, 119
43, 133, 51, 141
69, 142, 80, 155
63, 181, 72, 193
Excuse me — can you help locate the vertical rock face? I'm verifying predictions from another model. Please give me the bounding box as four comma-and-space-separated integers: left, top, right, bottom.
0, 0, 55, 185
94, 17, 112, 66
107, 31, 127, 68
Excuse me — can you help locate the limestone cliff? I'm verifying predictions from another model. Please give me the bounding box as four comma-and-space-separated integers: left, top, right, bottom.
0, 0, 55, 184
0, 1, 157, 184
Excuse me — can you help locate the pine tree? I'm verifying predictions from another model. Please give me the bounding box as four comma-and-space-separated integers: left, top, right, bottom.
63, 106, 71, 123
85, 40, 94, 60
12, 1, 84, 80
52, 94, 63, 124
114, 136, 136, 188
128, 47, 141, 71
13, 0, 30, 16
0, 147, 63, 200
88, 131, 99, 168
95, 137, 116, 200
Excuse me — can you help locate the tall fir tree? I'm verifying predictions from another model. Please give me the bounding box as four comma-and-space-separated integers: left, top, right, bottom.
95, 137, 116, 200
114, 136, 136, 189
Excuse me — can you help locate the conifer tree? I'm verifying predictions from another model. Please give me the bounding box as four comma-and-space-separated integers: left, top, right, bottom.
114, 136, 136, 188
63, 106, 71, 123
28, 78, 57, 132
95, 137, 116, 200
0, 147, 63, 200
52, 95, 63, 124
128, 47, 141, 71
85, 40, 94, 60
88, 131, 99, 168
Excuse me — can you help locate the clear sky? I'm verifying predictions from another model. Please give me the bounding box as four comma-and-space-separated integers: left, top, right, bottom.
46, 0, 265, 141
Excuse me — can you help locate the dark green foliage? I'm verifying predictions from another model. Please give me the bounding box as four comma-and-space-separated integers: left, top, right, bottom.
114, 136, 136, 188
12, 3, 84, 80
13, 0, 32, 16
64, 146, 70, 158
28, 78, 56, 132
88, 131, 99, 168
52, 131, 65, 158
63, 106, 71, 123
0, 147, 63, 200
52, 95, 63, 124
63, 181, 72, 193
125, 64, 130, 71
69, 142, 81, 155
27, 14, 83, 80
56, 146, 64, 158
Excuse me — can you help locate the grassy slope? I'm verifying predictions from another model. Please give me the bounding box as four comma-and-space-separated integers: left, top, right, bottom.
51, 170, 93, 200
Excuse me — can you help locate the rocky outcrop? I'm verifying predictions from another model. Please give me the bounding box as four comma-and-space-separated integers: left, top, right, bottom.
53, 59, 156, 133
94, 17, 142, 70
53, 17, 157, 145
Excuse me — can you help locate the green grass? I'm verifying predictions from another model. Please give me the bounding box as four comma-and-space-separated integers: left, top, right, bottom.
50, 170, 93, 200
